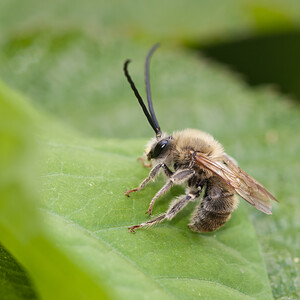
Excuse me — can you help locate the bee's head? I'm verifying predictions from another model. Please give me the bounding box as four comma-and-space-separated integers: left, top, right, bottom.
145, 134, 173, 161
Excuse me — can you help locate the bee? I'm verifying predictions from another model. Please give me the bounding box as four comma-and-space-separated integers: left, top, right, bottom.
123, 44, 278, 233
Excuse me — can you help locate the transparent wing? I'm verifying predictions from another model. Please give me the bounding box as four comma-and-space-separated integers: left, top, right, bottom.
192, 152, 278, 214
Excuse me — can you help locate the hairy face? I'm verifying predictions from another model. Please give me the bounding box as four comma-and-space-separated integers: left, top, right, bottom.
145, 133, 173, 161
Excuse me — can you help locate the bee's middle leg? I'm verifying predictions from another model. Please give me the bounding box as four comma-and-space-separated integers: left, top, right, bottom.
146, 169, 195, 215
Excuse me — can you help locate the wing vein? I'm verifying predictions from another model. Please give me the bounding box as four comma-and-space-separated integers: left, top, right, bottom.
191, 152, 278, 215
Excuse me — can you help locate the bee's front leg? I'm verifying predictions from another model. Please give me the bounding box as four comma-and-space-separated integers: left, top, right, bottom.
125, 163, 163, 196
137, 157, 152, 168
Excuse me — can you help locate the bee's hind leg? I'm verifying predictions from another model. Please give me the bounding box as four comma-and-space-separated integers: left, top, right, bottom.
129, 191, 198, 233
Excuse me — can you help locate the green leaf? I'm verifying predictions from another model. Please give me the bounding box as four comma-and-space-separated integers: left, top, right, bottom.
0, 1, 299, 298
0, 42, 285, 298
2, 84, 272, 299
0, 79, 270, 299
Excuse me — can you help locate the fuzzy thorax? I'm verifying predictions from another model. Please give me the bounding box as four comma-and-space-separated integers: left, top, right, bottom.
172, 129, 224, 164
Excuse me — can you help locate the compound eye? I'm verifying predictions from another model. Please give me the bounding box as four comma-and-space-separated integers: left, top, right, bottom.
152, 140, 170, 158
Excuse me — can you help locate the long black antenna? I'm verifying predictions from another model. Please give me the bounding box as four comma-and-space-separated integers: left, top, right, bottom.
145, 43, 161, 136
123, 59, 159, 135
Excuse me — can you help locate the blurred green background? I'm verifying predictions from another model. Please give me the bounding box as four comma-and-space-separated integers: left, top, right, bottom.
0, 1, 299, 299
